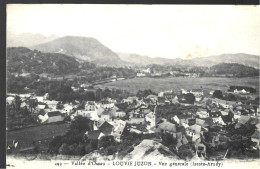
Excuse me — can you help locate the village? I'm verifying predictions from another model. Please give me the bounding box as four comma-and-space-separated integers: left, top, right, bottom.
6, 84, 260, 160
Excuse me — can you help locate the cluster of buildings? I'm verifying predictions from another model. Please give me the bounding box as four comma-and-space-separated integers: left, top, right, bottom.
6, 85, 260, 159
136, 68, 200, 78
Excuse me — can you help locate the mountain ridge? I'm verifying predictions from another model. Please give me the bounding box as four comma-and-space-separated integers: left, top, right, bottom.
118, 52, 260, 68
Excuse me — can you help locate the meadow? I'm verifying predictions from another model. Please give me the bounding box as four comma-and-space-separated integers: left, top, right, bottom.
7, 122, 70, 151
96, 77, 260, 94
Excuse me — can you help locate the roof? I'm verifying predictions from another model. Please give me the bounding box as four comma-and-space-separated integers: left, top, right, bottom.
48, 111, 62, 117
6, 96, 15, 101
196, 118, 206, 126
37, 104, 46, 109
188, 124, 202, 134
238, 115, 251, 124
146, 95, 157, 99
191, 89, 203, 92
86, 101, 95, 105
99, 121, 114, 135
220, 111, 229, 116
251, 130, 260, 139
102, 110, 110, 115
157, 121, 176, 133
87, 130, 102, 140
249, 117, 259, 125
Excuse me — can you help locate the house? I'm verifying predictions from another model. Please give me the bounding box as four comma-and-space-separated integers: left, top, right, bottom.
171, 96, 179, 104
179, 119, 190, 129
6, 96, 15, 105
35, 96, 44, 103
47, 111, 65, 123
251, 130, 260, 148
43, 100, 58, 109
186, 124, 201, 142
146, 95, 158, 102
235, 115, 251, 128
212, 116, 226, 126
137, 72, 146, 77
128, 110, 146, 125
100, 110, 111, 122
195, 142, 207, 158
122, 96, 138, 104
196, 108, 209, 118
210, 98, 235, 109
209, 108, 221, 118
190, 89, 203, 97
35, 104, 47, 113
85, 101, 96, 112
38, 111, 48, 123
171, 115, 180, 124
195, 118, 210, 128
180, 89, 189, 94
61, 104, 74, 115
101, 99, 115, 109
234, 89, 249, 94
112, 120, 127, 142
111, 111, 126, 118
176, 132, 189, 150
145, 111, 156, 129
164, 91, 175, 100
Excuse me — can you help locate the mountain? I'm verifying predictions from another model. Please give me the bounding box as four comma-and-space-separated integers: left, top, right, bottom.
7, 47, 80, 75
7, 32, 59, 47
118, 53, 260, 68
118, 53, 174, 66
31, 36, 124, 67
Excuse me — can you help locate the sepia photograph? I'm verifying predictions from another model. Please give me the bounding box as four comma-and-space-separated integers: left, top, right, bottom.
5, 4, 260, 169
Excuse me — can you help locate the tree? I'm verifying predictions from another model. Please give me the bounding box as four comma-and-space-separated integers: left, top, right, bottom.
226, 93, 237, 101
14, 95, 22, 111
99, 136, 116, 149
213, 90, 223, 99
28, 98, 38, 113
184, 93, 195, 104
69, 116, 93, 133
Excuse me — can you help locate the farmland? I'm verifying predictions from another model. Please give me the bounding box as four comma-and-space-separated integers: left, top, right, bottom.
96, 77, 260, 94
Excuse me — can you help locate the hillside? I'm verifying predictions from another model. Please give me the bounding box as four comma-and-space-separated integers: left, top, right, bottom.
7, 47, 80, 75
192, 53, 260, 68
31, 36, 124, 67
7, 32, 59, 47
208, 63, 259, 77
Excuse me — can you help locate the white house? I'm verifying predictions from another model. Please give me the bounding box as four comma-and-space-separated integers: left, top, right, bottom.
47, 111, 65, 123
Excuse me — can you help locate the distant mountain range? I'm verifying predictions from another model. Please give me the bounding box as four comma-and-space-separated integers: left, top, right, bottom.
7, 32, 59, 47
118, 53, 260, 68
7, 32, 260, 68
7, 47, 259, 78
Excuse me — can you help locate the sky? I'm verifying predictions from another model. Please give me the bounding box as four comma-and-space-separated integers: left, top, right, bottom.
7, 4, 260, 59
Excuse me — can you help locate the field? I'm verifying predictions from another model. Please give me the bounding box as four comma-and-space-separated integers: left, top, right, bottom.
7, 122, 70, 152
96, 77, 260, 94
